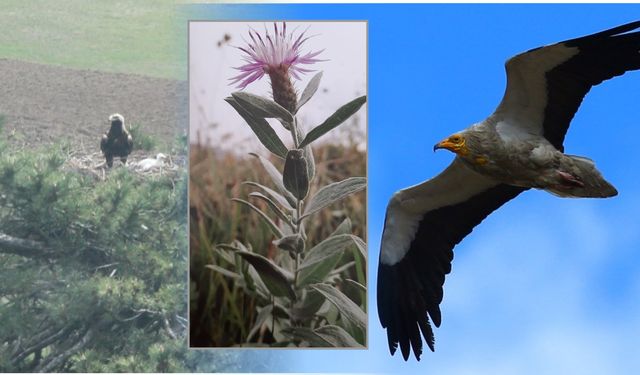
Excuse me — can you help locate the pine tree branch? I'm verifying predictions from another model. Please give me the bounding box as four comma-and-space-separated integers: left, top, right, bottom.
11, 327, 68, 365
163, 316, 177, 340
35, 328, 93, 373
0, 232, 54, 258
23, 349, 42, 372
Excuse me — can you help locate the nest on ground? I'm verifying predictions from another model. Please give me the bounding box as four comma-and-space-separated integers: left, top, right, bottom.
65, 151, 186, 182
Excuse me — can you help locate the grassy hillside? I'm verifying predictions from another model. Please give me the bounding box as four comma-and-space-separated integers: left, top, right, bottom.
0, 0, 183, 79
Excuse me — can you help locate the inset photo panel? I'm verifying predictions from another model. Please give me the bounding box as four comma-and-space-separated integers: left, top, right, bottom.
189, 21, 367, 348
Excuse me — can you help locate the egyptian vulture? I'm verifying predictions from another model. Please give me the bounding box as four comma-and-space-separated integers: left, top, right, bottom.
378, 21, 640, 361
100, 113, 134, 168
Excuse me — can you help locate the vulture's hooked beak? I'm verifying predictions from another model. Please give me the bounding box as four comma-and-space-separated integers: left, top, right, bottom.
433, 139, 454, 152
433, 135, 467, 155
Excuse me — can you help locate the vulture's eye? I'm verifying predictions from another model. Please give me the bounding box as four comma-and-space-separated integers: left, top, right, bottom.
450, 136, 461, 143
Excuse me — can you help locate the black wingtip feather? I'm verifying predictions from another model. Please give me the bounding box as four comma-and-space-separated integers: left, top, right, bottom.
387, 328, 398, 356
399, 323, 411, 361
418, 317, 435, 353
564, 20, 640, 47
543, 20, 640, 150
408, 323, 423, 361
378, 184, 525, 361
429, 305, 442, 328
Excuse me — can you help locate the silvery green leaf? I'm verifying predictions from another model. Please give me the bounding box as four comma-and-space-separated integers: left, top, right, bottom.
292, 288, 326, 321
283, 149, 309, 200
248, 192, 293, 230
298, 95, 367, 148
247, 265, 269, 299
276, 243, 297, 266
315, 325, 363, 347
270, 314, 286, 342
216, 241, 242, 253
237, 251, 295, 299
302, 177, 366, 219
273, 302, 291, 320
330, 217, 352, 237
225, 97, 288, 158
231, 91, 294, 123
243, 181, 294, 211
297, 234, 361, 287
299, 220, 307, 241
311, 283, 366, 332
205, 265, 240, 280
344, 279, 366, 294
342, 279, 366, 308
231, 198, 284, 238
250, 153, 297, 207
294, 122, 316, 182
341, 316, 365, 347
235, 240, 251, 252
303, 144, 316, 183
322, 296, 340, 324
247, 305, 273, 342
296, 71, 323, 113
350, 235, 367, 261
273, 234, 305, 254
282, 327, 332, 347
214, 244, 237, 264
241, 253, 256, 293
328, 261, 355, 283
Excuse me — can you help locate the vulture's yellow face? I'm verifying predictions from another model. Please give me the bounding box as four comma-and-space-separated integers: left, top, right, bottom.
434, 134, 468, 155
434, 133, 490, 166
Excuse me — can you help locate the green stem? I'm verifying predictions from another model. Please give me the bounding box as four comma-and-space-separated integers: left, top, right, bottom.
289, 118, 299, 149
271, 296, 275, 338
292, 114, 302, 289
293, 199, 302, 288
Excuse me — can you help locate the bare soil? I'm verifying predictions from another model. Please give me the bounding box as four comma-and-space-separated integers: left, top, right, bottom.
0, 58, 187, 151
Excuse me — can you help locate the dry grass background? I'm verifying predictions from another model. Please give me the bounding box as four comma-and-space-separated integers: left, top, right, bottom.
189, 142, 366, 347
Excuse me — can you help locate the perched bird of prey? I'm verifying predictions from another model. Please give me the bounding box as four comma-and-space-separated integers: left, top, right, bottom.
378, 21, 640, 361
100, 113, 133, 168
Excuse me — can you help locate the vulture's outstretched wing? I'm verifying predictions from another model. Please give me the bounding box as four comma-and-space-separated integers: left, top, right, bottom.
377, 159, 526, 360
493, 21, 640, 151
379, 20, 640, 362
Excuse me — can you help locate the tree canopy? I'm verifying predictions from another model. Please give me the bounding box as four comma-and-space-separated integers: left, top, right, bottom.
0, 125, 253, 371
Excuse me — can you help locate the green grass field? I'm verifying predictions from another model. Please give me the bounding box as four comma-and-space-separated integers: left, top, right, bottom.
0, 0, 184, 79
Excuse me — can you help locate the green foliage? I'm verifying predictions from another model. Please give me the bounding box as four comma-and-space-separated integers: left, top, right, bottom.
296, 71, 323, 113
195, 69, 368, 347
189, 142, 366, 348
0, 138, 227, 371
298, 95, 367, 148
128, 123, 157, 152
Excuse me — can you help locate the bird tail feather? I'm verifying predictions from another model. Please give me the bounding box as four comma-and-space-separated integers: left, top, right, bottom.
545, 155, 618, 198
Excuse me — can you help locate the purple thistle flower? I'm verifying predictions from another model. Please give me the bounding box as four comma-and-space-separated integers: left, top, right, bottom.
230, 22, 324, 89
230, 22, 325, 113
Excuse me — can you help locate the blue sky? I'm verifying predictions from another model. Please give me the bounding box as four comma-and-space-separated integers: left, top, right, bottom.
190, 4, 640, 374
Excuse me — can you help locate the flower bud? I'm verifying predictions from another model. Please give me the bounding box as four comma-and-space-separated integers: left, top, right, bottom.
283, 149, 309, 200
269, 65, 298, 114
273, 234, 305, 255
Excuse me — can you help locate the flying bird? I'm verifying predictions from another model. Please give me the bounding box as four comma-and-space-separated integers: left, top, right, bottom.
100, 113, 133, 168
378, 21, 640, 361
